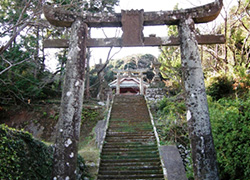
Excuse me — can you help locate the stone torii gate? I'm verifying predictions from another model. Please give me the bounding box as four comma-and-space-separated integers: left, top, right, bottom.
43, 1, 225, 179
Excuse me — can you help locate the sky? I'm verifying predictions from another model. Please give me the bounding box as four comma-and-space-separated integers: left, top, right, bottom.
45, 0, 237, 71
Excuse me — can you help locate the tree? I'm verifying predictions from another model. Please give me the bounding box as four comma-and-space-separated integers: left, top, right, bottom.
202, 0, 250, 75
201, 0, 250, 99
158, 4, 183, 95
0, 0, 66, 104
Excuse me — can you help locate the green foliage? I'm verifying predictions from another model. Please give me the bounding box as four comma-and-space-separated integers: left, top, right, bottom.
156, 96, 189, 146
232, 66, 250, 97
206, 66, 250, 100
104, 68, 115, 83
0, 1, 29, 34
0, 0, 120, 104
156, 96, 193, 179
50, 0, 119, 13
206, 75, 234, 100
0, 28, 61, 104
209, 96, 250, 180
158, 5, 183, 94
156, 94, 250, 180
0, 124, 89, 180
81, 108, 99, 123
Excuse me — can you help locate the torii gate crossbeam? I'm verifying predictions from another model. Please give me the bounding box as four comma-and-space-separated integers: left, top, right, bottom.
43, 0, 225, 48
44, 34, 225, 48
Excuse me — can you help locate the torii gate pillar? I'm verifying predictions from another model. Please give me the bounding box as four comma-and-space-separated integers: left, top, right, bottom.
52, 19, 87, 180
179, 17, 219, 179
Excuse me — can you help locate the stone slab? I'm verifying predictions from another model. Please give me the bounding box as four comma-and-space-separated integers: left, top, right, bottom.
160, 145, 188, 180
95, 119, 107, 149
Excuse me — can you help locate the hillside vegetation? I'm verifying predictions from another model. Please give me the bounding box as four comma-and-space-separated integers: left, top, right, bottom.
0, 124, 89, 180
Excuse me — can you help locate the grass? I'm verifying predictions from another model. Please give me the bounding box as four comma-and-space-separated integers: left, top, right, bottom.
78, 133, 100, 180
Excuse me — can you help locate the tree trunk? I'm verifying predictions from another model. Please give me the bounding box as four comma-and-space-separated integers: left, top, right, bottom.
52, 18, 87, 180
58, 50, 67, 93
85, 48, 91, 99
41, 27, 46, 72
178, 17, 219, 180
34, 25, 40, 79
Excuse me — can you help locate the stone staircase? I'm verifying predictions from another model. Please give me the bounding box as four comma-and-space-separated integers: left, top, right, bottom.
97, 95, 164, 180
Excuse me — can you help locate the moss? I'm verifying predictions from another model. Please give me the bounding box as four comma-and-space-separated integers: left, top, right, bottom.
0, 124, 90, 180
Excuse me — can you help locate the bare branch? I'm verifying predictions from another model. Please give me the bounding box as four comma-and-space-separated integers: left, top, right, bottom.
101, 29, 108, 38
241, 33, 250, 63
0, 1, 43, 55
237, 17, 250, 33
203, 46, 225, 62
186, 0, 198, 7
97, 47, 122, 74
0, 57, 30, 75
109, 47, 122, 60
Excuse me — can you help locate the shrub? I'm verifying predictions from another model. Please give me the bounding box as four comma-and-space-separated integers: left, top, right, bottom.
206, 76, 234, 100
156, 95, 250, 180
157, 96, 188, 145
0, 125, 89, 180
209, 97, 250, 180
156, 97, 193, 179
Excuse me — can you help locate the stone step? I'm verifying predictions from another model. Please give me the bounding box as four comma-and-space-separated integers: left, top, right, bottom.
108, 125, 152, 130
108, 123, 152, 127
106, 135, 155, 139
111, 112, 149, 115
104, 141, 156, 145
98, 170, 163, 175
107, 129, 153, 133
114, 97, 144, 101
103, 143, 157, 148
108, 124, 152, 128
106, 134, 154, 138
100, 158, 161, 164
98, 95, 164, 179
97, 174, 164, 179
99, 161, 162, 167
101, 150, 159, 155
105, 139, 155, 143
99, 165, 162, 171
106, 132, 154, 136
101, 147, 158, 152
103, 144, 157, 149
101, 154, 159, 160
109, 119, 150, 122
110, 116, 149, 120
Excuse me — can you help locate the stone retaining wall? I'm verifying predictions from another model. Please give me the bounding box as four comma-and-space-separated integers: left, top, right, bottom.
146, 88, 166, 101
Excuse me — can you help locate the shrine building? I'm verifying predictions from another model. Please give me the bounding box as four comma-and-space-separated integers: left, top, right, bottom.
109, 76, 149, 95
109, 69, 149, 95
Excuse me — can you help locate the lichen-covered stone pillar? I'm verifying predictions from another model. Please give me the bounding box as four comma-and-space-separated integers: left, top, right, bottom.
139, 72, 144, 95
116, 72, 121, 95
178, 17, 219, 180
52, 18, 87, 180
